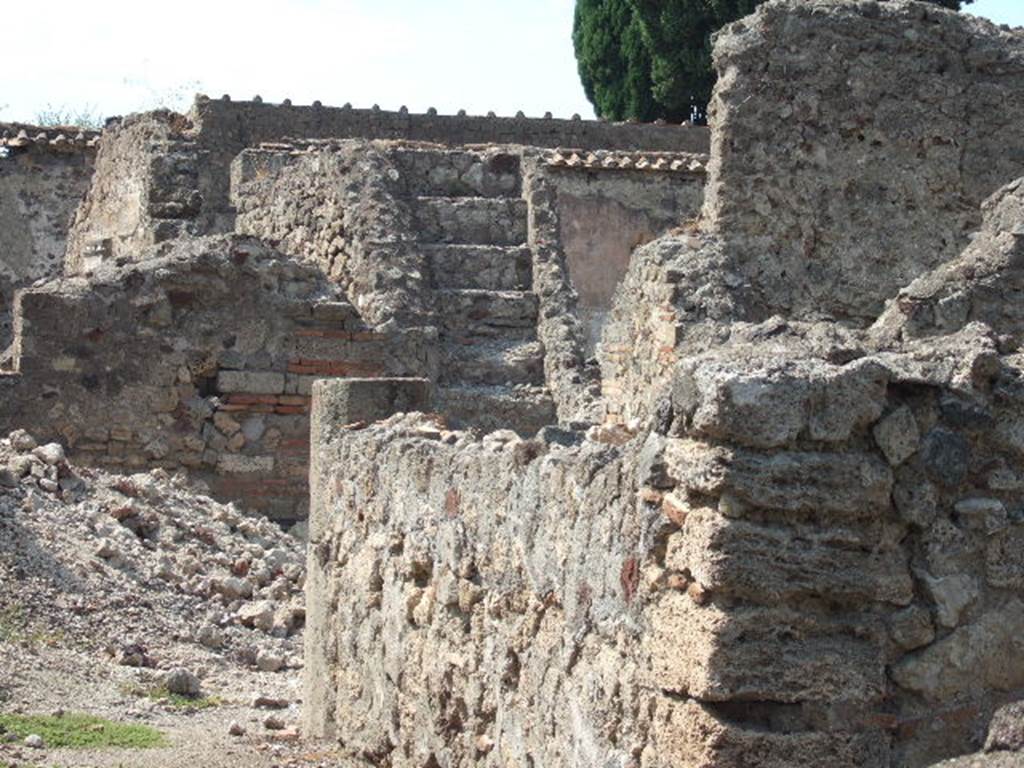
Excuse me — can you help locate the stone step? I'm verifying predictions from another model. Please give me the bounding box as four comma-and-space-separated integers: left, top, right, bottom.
440, 339, 545, 387
425, 244, 532, 291
436, 289, 538, 339
390, 148, 521, 198
436, 385, 556, 437
411, 197, 528, 246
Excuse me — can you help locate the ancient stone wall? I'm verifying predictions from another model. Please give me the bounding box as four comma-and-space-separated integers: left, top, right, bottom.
64, 111, 200, 274
601, 0, 1024, 425
191, 96, 709, 155
306, 215, 1024, 768
0, 125, 97, 357
304, 2, 1024, 765
64, 98, 710, 271
700, 0, 1024, 324
1, 235, 432, 522
232, 139, 708, 431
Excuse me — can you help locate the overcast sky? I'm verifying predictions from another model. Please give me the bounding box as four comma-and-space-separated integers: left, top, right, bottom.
1, 0, 1022, 125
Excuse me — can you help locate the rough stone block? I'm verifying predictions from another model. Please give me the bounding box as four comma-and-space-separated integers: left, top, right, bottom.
311, 378, 432, 430
667, 508, 913, 605
892, 600, 1024, 703
873, 406, 921, 466
217, 370, 286, 395
648, 593, 886, 704
667, 440, 894, 519
652, 699, 889, 768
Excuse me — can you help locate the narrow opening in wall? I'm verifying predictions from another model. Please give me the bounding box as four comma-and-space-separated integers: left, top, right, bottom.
196, 373, 218, 398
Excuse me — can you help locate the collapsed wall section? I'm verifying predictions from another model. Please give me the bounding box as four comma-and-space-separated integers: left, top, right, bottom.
1, 235, 432, 521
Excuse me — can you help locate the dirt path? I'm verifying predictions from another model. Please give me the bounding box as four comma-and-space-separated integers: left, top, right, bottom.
0, 641, 362, 768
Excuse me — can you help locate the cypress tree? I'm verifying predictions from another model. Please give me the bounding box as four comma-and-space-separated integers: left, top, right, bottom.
574, 0, 975, 123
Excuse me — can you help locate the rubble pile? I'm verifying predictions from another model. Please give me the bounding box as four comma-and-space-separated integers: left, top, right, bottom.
0, 428, 306, 673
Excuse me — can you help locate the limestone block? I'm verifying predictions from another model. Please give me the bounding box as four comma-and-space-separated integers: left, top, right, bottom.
217, 370, 285, 395
667, 440, 893, 519
648, 592, 885, 704
217, 454, 274, 474
674, 357, 887, 449
651, 698, 889, 768
666, 508, 913, 605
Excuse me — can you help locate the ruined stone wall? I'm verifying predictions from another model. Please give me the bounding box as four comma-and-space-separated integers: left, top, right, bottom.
64, 112, 200, 274
305, 405, 669, 766
1, 235, 432, 522
65, 98, 710, 272
231, 139, 707, 430
191, 96, 709, 155
0, 128, 96, 356
701, 0, 1024, 324
307, 296, 1024, 768
303, 2, 1024, 765
601, 0, 1024, 425
308, 316, 1024, 767
231, 141, 438, 327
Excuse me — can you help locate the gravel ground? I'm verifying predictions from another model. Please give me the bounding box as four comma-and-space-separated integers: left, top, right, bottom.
0, 429, 367, 768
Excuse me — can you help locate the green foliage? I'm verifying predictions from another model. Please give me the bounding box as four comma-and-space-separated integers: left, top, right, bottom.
118, 680, 221, 710
573, 0, 659, 121
574, 0, 975, 122
0, 712, 165, 749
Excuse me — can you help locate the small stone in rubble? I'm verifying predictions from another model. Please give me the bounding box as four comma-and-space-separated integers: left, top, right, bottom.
32, 443, 66, 466
9, 455, 33, 478
9, 429, 37, 452
238, 600, 275, 631
197, 623, 225, 649
228, 721, 246, 737
24, 733, 44, 748
253, 695, 289, 709
217, 576, 254, 600
116, 643, 152, 667
263, 714, 286, 730
0, 467, 17, 487
256, 650, 285, 672
164, 667, 201, 697
95, 539, 119, 559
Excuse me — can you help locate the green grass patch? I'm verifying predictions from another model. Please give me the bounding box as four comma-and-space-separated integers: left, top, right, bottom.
118, 681, 221, 710
0, 712, 165, 749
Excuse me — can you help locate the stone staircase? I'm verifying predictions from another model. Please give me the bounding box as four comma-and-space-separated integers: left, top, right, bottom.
392, 146, 556, 435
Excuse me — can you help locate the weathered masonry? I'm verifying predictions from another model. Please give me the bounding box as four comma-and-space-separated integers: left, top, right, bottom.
0, 124, 99, 358
304, 2, 1024, 766
0, 103, 708, 521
